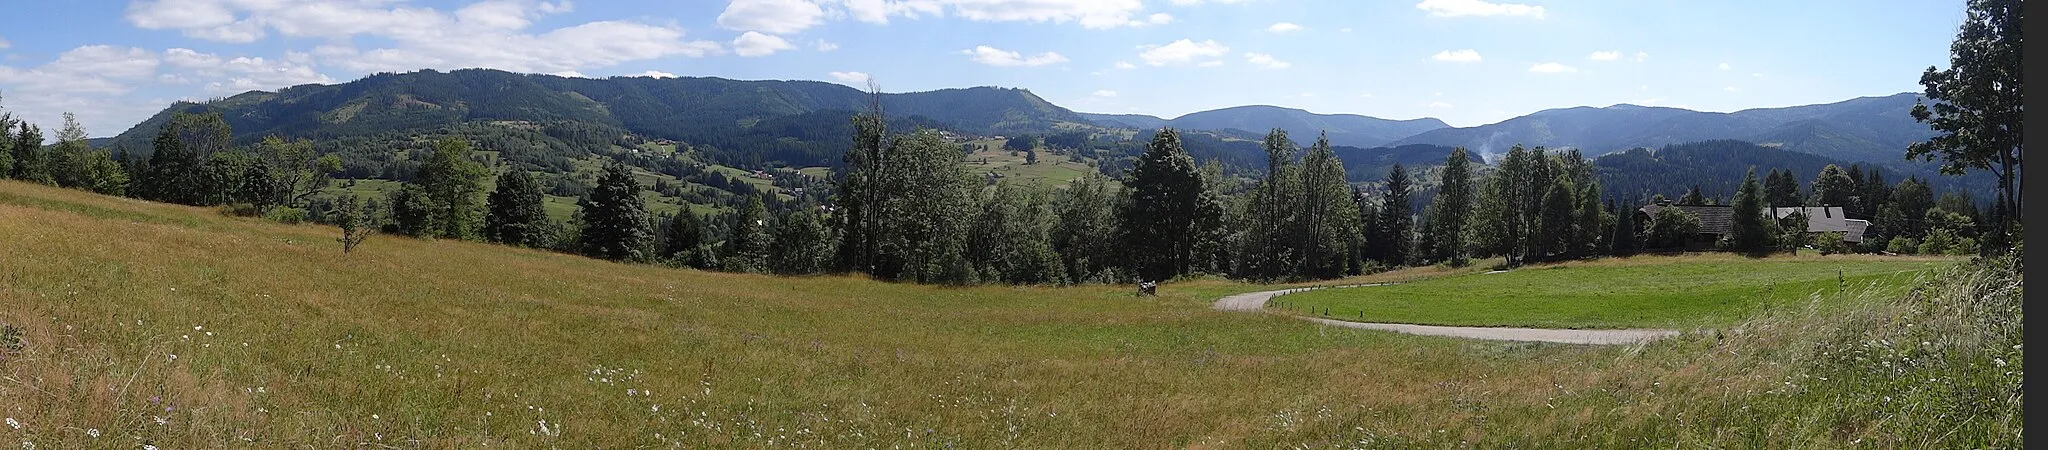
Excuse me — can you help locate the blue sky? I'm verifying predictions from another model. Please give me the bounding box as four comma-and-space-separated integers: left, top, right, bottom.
0, 0, 1967, 138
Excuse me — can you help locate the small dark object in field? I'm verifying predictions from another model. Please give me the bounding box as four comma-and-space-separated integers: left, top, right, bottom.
1, 323, 24, 355
1137, 281, 1158, 296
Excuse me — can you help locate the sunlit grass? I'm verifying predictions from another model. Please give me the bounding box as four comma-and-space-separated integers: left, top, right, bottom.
0, 180, 2015, 448
1278, 254, 1954, 329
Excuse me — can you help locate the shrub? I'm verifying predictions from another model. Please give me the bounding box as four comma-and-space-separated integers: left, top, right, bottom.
265, 207, 309, 224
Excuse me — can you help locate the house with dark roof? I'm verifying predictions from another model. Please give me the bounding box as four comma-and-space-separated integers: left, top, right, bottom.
1636, 203, 1868, 247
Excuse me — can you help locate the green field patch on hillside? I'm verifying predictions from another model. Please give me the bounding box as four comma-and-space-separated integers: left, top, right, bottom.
1275, 255, 1954, 329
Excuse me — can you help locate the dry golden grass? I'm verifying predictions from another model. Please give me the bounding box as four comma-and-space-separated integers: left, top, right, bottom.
0, 180, 2016, 448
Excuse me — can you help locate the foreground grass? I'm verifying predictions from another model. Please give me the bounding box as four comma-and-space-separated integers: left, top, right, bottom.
0, 180, 2019, 448
1278, 255, 1954, 329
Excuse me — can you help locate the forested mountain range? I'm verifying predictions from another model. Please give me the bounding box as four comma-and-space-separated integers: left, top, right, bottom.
1147, 105, 1450, 148
95, 68, 1972, 201
1385, 93, 1934, 165
103, 68, 1083, 168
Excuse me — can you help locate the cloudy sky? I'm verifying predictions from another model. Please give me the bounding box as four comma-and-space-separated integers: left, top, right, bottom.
0, 0, 1967, 138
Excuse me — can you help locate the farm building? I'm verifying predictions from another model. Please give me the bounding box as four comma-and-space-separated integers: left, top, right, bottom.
1636, 203, 1869, 246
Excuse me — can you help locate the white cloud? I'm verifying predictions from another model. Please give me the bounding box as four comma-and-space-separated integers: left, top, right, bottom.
1338, 27, 1353, 32
733, 31, 796, 57
1426, 101, 1453, 108
1431, 49, 1482, 62
1724, 86, 1740, 92
1718, 62, 1732, 70
550, 70, 587, 78
962, 45, 1068, 67
638, 70, 678, 78
1114, 61, 1136, 69
1092, 90, 1117, 97
1359, 93, 1373, 98
0, 45, 171, 137
123, 0, 721, 76
1170, 0, 1256, 5
717, 0, 827, 34
814, 40, 839, 52
1137, 39, 1229, 66
844, 0, 946, 24
828, 71, 871, 85
1588, 50, 1619, 61
1752, 72, 1765, 77
163, 48, 223, 69
1415, 0, 1545, 18
0, 37, 9, 50
1244, 52, 1290, 69
1634, 51, 1649, 62
1197, 60, 1224, 67
1528, 62, 1577, 73
1268, 22, 1303, 32
850, 0, 1158, 29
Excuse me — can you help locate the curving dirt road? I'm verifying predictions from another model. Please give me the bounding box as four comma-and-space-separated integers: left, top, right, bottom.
1213, 284, 1682, 345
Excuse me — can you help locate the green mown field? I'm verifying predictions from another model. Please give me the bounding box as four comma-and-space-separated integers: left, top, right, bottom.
1276, 255, 1954, 329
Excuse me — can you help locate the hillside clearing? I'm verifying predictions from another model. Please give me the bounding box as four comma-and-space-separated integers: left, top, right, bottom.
0, 181, 2013, 448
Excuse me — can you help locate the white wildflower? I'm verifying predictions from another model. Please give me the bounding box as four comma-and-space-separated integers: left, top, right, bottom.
86, 429, 100, 438
3, 418, 16, 429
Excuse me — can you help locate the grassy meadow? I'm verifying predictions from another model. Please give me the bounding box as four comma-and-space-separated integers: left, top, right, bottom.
1277, 255, 1955, 329
0, 180, 2020, 448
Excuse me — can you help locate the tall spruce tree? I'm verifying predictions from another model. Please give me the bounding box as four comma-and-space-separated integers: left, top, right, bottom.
483, 169, 551, 247
1121, 128, 1220, 282
9, 123, 49, 185
1374, 163, 1415, 266
576, 163, 654, 262
660, 211, 714, 269
1678, 184, 1708, 206
720, 195, 771, 272
1764, 168, 1803, 207
1728, 168, 1772, 253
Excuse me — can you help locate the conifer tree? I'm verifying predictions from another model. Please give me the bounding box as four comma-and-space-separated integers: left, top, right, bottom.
1728, 168, 1772, 254
719, 195, 771, 272
576, 163, 654, 262
1373, 163, 1415, 266
1121, 128, 1221, 282
10, 123, 49, 185
483, 169, 551, 247
660, 210, 714, 269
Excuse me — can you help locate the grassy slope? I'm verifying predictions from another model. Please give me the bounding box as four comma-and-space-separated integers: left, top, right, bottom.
1278, 255, 1953, 329
965, 139, 1096, 187
0, 180, 2015, 448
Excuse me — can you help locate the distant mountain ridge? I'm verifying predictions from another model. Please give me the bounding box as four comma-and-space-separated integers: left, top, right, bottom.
106, 68, 1086, 153
1386, 93, 1934, 165
1080, 105, 1450, 148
